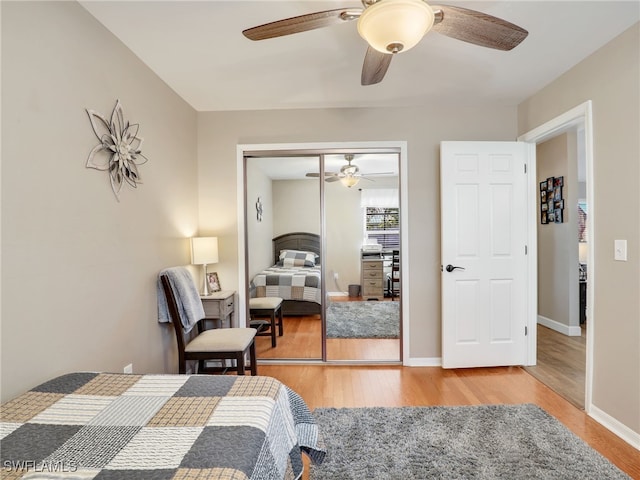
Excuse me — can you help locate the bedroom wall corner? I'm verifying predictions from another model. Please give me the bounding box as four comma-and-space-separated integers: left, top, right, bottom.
517, 23, 640, 438
196, 106, 518, 362
1, 1, 199, 402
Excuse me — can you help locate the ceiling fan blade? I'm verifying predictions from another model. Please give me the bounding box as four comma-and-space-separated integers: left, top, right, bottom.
243, 8, 361, 41
362, 172, 395, 177
325, 176, 341, 183
361, 47, 393, 86
306, 172, 340, 179
431, 5, 528, 51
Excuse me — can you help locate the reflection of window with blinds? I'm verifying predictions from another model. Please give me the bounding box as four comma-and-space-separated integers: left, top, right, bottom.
365, 207, 399, 248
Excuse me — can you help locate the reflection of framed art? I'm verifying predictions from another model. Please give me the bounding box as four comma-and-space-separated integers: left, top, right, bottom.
540, 175, 564, 224
206, 272, 221, 292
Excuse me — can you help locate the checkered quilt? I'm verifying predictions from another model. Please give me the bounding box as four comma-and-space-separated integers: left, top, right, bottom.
0, 373, 325, 480
252, 266, 321, 304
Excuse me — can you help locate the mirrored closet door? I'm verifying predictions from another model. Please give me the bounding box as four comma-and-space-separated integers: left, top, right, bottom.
244, 148, 401, 363
324, 153, 401, 362
245, 155, 323, 360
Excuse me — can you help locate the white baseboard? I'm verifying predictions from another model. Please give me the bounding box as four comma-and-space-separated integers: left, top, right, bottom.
404, 357, 442, 367
537, 315, 582, 336
327, 291, 347, 297
589, 404, 640, 450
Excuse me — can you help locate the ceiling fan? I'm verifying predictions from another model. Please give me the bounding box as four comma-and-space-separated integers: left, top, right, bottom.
305, 154, 394, 187
243, 0, 528, 86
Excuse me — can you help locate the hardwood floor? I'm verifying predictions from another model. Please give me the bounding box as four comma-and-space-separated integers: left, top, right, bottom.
524, 324, 586, 409
255, 296, 401, 361
255, 302, 638, 477
258, 364, 640, 479
256, 314, 322, 359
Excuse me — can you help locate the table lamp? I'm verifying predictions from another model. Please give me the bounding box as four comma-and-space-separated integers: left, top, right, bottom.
190, 236, 219, 296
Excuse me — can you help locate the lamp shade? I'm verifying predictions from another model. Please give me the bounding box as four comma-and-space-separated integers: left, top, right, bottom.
190, 237, 219, 265
357, 0, 435, 54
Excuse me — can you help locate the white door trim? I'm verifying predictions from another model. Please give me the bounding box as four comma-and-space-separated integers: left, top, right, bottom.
517, 100, 594, 412
236, 141, 410, 364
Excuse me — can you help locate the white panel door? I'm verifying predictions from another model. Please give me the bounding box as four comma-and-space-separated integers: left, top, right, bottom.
441, 141, 530, 368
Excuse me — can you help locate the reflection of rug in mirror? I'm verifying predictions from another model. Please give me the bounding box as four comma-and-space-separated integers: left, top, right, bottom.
326, 301, 399, 339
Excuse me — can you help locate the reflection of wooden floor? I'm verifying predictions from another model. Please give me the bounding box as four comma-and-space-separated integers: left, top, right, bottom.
255, 296, 401, 361
256, 315, 322, 359
258, 364, 640, 480
523, 324, 586, 409
326, 338, 399, 360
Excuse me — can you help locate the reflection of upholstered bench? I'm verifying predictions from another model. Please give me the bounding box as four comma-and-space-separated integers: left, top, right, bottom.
249, 297, 283, 348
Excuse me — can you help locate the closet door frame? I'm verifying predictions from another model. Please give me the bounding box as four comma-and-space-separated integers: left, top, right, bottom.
237, 141, 409, 364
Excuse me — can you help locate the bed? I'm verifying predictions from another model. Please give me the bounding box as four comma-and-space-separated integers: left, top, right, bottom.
0, 372, 325, 479
251, 232, 323, 316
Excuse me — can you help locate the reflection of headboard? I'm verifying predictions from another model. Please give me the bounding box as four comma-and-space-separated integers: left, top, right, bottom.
273, 232, 321, 265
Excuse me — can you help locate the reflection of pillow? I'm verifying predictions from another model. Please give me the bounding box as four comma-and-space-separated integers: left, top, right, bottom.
279, 249, 316, 267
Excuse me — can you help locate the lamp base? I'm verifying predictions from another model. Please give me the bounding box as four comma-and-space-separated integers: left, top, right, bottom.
201, 264, 211, 296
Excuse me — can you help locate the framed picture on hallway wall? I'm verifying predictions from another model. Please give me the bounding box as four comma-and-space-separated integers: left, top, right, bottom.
540, 176, 564, 224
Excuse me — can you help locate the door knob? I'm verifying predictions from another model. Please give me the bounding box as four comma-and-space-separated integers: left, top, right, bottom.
445, 264, 465, 272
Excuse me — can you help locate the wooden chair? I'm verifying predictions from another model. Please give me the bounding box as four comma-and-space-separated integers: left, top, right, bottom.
160, 274, 257, 375
249, 297, 283, 348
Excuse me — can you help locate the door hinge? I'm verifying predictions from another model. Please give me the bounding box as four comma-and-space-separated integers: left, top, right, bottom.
525, 326, 528, 336
525, 245, 528, 255
524, 163, 527, 174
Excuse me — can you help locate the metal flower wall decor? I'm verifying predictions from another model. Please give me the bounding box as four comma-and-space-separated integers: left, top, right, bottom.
86, 100, 148, 200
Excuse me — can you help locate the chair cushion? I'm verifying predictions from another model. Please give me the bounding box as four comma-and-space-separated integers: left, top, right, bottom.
185, 328, 256, 353
250, 297, 283, 310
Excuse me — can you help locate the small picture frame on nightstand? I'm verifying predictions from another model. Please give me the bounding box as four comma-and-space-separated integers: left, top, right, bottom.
206, 272, 221, 292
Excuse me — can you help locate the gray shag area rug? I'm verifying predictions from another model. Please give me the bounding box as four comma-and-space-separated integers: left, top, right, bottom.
310, 404, 629, 480
326, 301, 399, 339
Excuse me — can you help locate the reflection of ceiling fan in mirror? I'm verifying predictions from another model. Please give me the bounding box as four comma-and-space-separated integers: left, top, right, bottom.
305, 154, 394, 188
243, 0, 528, 85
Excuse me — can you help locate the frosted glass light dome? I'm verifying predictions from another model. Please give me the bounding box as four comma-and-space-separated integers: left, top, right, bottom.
357, 0, 435, 54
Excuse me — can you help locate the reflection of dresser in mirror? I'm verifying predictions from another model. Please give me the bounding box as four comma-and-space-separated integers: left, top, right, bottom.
361, 252, 384, 301
361, 249, 400, 301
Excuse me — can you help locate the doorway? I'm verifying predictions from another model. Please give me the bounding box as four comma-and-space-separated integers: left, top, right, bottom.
518, 101, 594, 411
237, 141, 409, 364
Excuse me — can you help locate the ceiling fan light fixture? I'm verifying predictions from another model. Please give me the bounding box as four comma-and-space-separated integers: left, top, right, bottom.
340, 176, 360, 188
357, 0, 435, 54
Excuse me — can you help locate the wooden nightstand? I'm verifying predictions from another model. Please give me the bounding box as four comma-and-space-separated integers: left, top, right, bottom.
200, 290, 235, 328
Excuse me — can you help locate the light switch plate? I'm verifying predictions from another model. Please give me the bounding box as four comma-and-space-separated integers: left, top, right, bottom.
614, 239, 627, 261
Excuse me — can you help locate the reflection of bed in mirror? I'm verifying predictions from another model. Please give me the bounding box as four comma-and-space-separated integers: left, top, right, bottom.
251, 232, 322, 316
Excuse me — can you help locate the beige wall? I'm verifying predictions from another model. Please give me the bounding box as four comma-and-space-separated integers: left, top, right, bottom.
1, 2, 199, 401
519, 23, 640, 434
197, 106, 518, 360
537, 133, 580, 331
325, 180, 369, 292
273, 179, 321, 238
246, 162, 274, 278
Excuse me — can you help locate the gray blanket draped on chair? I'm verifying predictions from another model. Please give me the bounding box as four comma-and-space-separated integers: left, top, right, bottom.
157, 266, 205, 334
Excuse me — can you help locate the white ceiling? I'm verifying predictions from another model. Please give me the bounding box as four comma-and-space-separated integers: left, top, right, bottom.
80, 1, 640, 113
